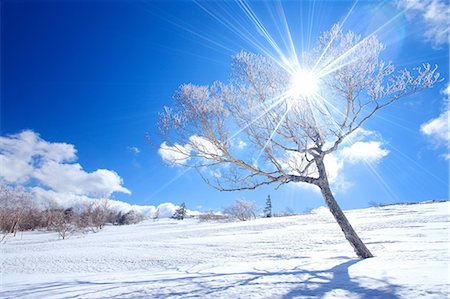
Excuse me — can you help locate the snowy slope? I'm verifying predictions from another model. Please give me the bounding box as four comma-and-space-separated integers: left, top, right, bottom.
1, 201, 449, 298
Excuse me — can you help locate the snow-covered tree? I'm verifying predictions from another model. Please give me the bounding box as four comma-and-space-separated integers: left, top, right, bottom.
264, 195, 273, 218
118, 210, 144, 225
158, 24, 440, 258
172, 203, 187, 220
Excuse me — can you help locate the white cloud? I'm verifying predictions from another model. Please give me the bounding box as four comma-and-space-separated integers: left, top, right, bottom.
0, 154, 33, 183
236, 139, 247, 150
341, 141, 390, 164
0, 131, 204, 219
0, 130, 130, 197
0, 130, 76, 183
128, 146, 140, 155
282, 151, 314, 178
31, 187, 96, 210
397, 0, 450, 48
158, 142, 192, 165
421, 111, 450, 143
155, 202, 178, 218
280, 141, 382, 183
443, 84, 450, 98
284, 130, 389, 193
152, 202, 201, 217
289, 152, 350, 193
420, 85, 450, 159
282, 151, 345, 193
158, 135, 223, 166
324, 153, 344, 182
33, 161, 130, 196
30, 187, 198, 218
189, 135, 223, 159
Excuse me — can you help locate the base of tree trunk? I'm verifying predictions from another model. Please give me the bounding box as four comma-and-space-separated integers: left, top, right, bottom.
318, 181, 373, 259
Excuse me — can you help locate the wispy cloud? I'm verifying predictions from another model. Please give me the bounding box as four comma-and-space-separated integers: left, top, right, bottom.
128, 146, 140, 155
397, 0, 450, 48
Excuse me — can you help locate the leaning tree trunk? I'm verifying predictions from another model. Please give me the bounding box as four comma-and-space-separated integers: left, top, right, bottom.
316, 157, 373, 259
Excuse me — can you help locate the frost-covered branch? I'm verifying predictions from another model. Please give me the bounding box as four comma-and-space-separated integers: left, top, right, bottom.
158, 23, 440, 192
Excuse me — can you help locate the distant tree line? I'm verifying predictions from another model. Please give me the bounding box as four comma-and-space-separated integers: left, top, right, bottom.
199, 196, 302, 222
0, 184, 144, 241
1, 183, 306, 240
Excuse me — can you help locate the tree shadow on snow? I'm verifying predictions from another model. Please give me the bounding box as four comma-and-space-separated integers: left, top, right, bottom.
280, 259, 400, 298
1, 259, 403, 298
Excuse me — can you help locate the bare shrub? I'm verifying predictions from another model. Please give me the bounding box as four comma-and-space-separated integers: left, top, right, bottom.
198, 211, 230, 222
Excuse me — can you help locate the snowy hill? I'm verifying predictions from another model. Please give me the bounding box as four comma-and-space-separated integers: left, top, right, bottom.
1, 201, 449, 298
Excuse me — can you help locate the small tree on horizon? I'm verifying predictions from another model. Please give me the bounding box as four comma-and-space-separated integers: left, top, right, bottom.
158, 24, 440, 258
264, 195, 272, 218
172, 203, 187, 220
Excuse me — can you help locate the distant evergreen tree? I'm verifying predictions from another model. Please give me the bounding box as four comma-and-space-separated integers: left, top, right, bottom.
264, 195, 272, 218
172, 203, 187, 220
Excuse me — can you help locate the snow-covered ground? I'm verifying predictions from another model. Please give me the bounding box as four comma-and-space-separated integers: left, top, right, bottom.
1, 201, 448, 298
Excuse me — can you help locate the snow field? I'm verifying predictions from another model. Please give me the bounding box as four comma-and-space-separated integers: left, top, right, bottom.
1, 201, 448, 298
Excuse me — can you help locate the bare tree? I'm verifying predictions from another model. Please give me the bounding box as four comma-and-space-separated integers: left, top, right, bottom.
91, 198, 110, 230
158, 24, 440, 258
0, 184, 42, 239
48, 209, 75, 240
0, 184, 126, 238
223, 199, 257, 221
78, 198, 110, 232
78, 202, 95, 232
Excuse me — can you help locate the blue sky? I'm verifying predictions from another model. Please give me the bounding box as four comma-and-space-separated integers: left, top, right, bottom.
1, 0, 448, 213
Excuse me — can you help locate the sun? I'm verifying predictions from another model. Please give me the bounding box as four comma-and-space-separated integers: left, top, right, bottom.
289, 70, 319, 98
